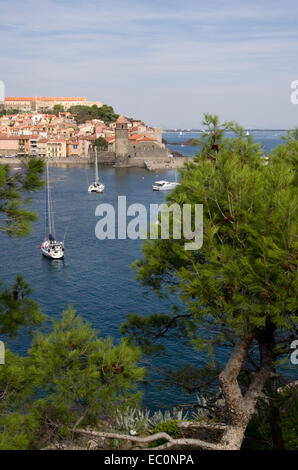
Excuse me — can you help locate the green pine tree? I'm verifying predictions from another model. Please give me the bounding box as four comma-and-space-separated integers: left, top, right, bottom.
122, 115, 297, 449
0, 308, 145, 449
0, 159, 45, 338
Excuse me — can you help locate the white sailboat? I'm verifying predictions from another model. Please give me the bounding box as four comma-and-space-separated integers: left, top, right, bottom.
88, 148, 104, 193
41, 164, 65, 259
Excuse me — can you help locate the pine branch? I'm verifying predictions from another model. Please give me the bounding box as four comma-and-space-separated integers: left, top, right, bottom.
70, 426, 223, 450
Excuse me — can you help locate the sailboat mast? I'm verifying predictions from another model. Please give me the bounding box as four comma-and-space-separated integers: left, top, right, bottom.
46, 163, 52, 236
46, 163, 55, 238
95, 148, 99, 183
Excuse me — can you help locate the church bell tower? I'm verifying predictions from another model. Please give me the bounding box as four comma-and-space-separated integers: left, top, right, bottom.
115, 115, 129, 157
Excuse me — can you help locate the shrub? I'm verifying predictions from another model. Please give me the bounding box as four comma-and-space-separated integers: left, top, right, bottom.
148, 420, 179, 447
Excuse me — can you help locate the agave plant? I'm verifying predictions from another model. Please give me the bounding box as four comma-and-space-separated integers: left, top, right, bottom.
115, 406, 189, 434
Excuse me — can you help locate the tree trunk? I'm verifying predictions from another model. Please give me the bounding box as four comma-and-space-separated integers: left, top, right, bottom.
268, 374, 285, 450
220, 424, 248, 450
218, 328, 275, 449
269, 402, 285, 450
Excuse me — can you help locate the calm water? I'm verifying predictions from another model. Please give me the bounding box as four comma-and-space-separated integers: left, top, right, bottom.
164, 129, 288, 156
0, 131, 295, 409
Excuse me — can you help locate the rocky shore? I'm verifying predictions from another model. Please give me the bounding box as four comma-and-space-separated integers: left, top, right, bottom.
144, 156, 189, 171
163, 137, 200, 146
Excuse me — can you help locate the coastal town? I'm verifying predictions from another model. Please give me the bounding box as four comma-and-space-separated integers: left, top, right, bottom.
0, 96, 184, 169
0, 0, 297, 455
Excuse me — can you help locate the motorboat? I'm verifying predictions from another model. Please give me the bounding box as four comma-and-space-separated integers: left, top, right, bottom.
152, 180, 180, 191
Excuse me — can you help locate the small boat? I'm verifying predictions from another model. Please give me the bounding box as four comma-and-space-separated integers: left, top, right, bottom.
88, 148, 104, 193
41, 164, 64, 259
89, 182, 104, 193
152, 168, 180, 191
152, 180, 180, 191
41, 238, 64, 259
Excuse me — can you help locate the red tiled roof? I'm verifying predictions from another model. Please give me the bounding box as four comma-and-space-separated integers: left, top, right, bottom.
128, 134, 143, 140
0, 135, 30, 140
138, 137, 156, 142
129, 133, 156, 140
117, 115, 129, 124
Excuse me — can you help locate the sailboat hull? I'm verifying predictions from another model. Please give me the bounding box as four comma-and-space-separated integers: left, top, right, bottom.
41, 249, 64, 259
88, 182, 105, 193
41, 242, 64, 259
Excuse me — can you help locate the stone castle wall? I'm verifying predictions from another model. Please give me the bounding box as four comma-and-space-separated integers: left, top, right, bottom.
127, 141, 168, 160
95, 151, 116, 164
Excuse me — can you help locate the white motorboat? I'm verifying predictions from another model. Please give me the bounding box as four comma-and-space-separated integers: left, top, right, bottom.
41, 164, 64, 260
88, 148, 105, 193
152, 180, 180, 191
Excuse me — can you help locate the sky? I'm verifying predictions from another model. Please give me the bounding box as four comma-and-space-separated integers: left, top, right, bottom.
0, 0, 298, 128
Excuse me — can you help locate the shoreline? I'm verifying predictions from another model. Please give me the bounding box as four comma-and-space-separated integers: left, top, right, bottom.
0, 155, 190, 170
0, 157, 91, 166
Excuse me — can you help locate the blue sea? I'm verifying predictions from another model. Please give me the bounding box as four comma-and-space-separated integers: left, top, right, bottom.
163, 129, 288, 156
0, 131, 296, 409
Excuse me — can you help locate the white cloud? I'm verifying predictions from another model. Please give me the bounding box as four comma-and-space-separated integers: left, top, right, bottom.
1, 0, 297, 127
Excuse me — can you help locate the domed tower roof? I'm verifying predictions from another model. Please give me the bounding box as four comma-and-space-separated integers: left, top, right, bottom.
117, 115, 129, 124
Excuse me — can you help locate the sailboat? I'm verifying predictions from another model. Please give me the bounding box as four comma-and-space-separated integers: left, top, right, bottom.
88, 148, 104, 193
41, 164, 65, 259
